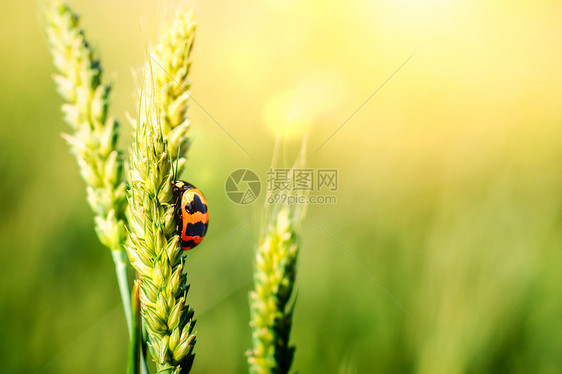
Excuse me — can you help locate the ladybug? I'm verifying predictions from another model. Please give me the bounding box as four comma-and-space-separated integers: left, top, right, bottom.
172, 180, 209, 250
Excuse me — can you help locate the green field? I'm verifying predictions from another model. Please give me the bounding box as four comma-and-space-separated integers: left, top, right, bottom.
2, 0, 562, 372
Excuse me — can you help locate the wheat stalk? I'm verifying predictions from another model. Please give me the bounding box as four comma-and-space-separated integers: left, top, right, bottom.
128, 280, 142, 374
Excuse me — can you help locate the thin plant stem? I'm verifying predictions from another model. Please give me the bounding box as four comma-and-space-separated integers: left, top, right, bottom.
112, 251, 150, 374
113, 250, 133, 332
128, 281, 142, 374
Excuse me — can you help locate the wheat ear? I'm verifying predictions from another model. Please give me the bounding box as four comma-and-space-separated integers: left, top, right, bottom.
248, 207, 302, 374
126, 13, 197, 372
248, 141, 307, 373
127, 87, 196, 372
151, 10, 195, 172
43, 1, 134, 332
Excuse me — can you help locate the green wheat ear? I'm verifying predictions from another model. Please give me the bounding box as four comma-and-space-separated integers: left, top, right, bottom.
135, 9, 196, 177
45, 2, 127, 250
248, 144, 307, 374
126, 11, 198, 372
43, 0, 137, 333
127, 11, 198, 367
248, 208, 299, 374
153, 11, 195, 170
127, 95, 196, 373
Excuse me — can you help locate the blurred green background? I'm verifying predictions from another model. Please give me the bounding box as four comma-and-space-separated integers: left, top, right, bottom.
2, 0, 562, 372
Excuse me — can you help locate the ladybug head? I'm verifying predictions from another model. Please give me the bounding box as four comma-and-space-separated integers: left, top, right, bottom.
172, 180, 195, 196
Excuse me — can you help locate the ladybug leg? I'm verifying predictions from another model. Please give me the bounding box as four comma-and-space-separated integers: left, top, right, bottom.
176, 217, 182, 237
174, 194, 183, 238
